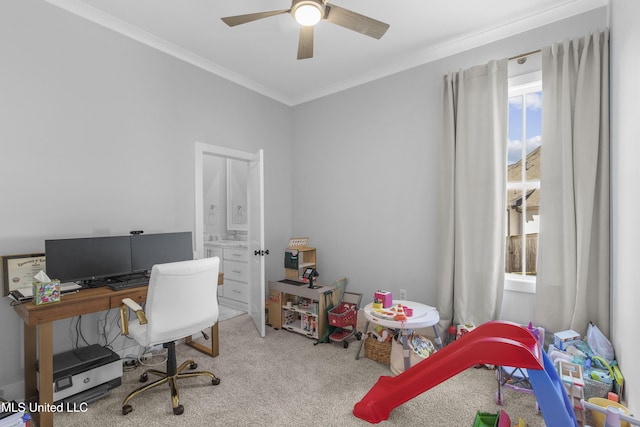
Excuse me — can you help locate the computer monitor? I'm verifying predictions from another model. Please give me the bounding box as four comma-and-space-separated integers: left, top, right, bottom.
130, 232, 193, 273
45, 236, 133, 282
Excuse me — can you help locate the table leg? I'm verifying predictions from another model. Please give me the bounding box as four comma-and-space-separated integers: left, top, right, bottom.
432, 325, 443, 348
38, 322, 54, 427
355, 320, 369, 360
401, 329, 410, 371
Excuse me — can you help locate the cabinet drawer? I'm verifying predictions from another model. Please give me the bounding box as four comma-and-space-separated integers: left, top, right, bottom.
223, 248, 248, 263
224, 280, 247, 303
223, 260, 248, 282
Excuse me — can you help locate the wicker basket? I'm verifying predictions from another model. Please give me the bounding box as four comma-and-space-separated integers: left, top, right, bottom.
583, 377, 613, 401
364, 335, 391, 365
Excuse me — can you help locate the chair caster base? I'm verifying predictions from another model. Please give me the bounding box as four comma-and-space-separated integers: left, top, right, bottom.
122, 404, 133, 415
173, 404, 184, 415
212, 377, 221, 385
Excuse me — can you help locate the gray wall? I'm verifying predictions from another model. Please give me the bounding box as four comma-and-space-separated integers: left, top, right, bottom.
291, 8, 607, 313
610, 0, 640, 412
0, 0, 293, 397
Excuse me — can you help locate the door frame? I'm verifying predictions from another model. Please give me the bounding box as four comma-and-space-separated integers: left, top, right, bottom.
194, 142, 265, 337
194, 142, 255, 259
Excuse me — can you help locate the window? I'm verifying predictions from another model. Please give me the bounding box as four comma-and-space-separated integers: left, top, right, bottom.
505, 74, 541, 289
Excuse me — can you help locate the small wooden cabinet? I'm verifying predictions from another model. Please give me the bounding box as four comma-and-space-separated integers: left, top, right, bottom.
268, 280, 335, 341
284, 246, 316, 281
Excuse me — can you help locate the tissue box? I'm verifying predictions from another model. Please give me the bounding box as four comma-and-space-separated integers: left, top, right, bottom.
32, 280, 61, 305
374, 290, 393, 308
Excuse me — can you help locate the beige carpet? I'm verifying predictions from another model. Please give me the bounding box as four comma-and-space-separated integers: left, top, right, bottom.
52, 313, 547, 426
217, 304, 245, 322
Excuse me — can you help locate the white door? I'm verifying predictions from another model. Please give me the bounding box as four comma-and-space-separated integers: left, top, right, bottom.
248, 150, 265, 337
194, 142, 265, 336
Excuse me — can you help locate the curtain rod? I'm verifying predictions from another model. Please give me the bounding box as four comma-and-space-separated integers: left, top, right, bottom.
509, 49, 542, 63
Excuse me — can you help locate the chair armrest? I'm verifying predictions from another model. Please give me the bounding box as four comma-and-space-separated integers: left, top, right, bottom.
122, 297, 144, 313
120, 297, 148, 336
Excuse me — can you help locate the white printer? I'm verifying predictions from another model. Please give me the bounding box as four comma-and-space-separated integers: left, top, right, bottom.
37, 344, 122, 404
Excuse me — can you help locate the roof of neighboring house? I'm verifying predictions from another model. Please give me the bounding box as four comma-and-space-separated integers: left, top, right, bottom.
507, 145, 541, 209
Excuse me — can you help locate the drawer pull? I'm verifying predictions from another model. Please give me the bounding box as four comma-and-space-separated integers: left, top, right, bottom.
232, 270, 242, 274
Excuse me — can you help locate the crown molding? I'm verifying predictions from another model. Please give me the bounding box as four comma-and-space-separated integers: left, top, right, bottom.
45, 0, 607, 107
290, 0, 608, 105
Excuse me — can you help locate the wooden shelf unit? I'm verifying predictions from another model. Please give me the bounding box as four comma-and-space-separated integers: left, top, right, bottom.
284, 246, 316, 281
268, 280, 335, 341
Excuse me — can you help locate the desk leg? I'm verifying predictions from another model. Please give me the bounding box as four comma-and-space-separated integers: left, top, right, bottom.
38, 322, 54, 427
355, 320, 369, 360
23, 324, 38, 402
184, 323, 219, 357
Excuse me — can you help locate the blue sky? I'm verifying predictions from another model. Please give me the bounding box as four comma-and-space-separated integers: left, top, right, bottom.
508, 91, 542, 165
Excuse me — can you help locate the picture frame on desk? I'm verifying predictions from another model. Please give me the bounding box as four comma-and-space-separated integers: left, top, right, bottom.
1, 253, 45, 296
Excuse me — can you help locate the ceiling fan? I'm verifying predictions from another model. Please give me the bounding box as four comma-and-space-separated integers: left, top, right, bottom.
221, 0, 390, 60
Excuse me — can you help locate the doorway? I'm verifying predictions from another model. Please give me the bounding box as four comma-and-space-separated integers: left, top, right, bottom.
194, 142, 265, 337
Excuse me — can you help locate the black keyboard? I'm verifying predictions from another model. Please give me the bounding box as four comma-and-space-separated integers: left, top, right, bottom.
107, 277, 149, 291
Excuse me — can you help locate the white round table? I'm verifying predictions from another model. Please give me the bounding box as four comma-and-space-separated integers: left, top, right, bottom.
356, 300, 442, 371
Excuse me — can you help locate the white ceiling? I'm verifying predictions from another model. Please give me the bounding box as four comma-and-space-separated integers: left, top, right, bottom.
45, 0, 606, 106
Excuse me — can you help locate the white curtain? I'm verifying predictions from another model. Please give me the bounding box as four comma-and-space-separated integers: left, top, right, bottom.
437, 59, 508, 330
536, 30, 610, 337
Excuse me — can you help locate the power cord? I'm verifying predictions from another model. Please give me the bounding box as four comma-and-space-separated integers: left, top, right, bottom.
122, 358, 139, 372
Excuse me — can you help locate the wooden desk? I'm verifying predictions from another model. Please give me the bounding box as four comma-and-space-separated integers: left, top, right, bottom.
13, 272, 223, 427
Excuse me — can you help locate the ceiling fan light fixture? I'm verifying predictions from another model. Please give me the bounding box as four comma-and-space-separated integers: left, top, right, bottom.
293, 1, 323, 26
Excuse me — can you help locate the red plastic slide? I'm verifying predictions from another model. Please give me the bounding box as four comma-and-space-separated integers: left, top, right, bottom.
353, 321, 543, 424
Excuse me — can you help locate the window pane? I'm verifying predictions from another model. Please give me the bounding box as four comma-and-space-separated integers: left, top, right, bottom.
507, 95, 523, 183
505, 188, 523, 274
525, 91, 542, 181
505, 187, 540, 276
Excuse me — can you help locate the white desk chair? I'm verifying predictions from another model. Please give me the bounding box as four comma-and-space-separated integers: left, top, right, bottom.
119, 257, 221, 416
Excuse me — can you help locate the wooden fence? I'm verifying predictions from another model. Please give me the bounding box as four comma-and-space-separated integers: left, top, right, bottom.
505, 233, 538, 275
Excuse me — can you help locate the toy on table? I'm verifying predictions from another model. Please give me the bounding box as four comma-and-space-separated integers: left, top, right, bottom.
393, 304, 407, 321
371, 304, 412, 320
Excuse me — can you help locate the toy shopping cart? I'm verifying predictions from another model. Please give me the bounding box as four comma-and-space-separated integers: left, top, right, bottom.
496, 323, 545, 411
328, 291, 362, 348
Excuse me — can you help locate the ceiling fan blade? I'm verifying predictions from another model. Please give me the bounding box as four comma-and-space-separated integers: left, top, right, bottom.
325, 4, 389, 39
221, 9, 289, 27
297, 25, 314, 60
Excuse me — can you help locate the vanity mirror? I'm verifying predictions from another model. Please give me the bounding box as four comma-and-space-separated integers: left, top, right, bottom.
226, 158, 248, 231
